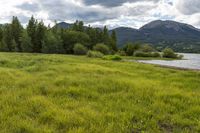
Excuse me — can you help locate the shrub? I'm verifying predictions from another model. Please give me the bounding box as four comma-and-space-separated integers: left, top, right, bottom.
162, 48, 178, 58
87, 50, 104, 58
116, 50, 126, 56
93, 43, 110, 55
134, 51, 151, 57
151, 52, 161, 57
73, 43, 88, 55
177, 54, 184, 59
124, 44, 135, 56
141, 44, 155, 52
63, 31, 90, 54
123, 42, 141, 56
42, 32, 64, 54
134, 51, 161, 58
103, 55, 122, 61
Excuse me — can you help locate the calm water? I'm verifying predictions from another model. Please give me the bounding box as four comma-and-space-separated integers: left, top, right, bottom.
138, 53, 200, 70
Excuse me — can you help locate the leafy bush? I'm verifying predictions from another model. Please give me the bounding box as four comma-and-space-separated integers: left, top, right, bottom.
87, 50, 104, 58
134, 51, 161, 57
141, 44, 155, 52
123, 43, 141, 56
73, 43, 88, 55
116, 50, 126, 56
62, 31, 90, 54
162, 48, 178, 58
42, 31, 64, 54
151, 52, 161, 57
93, 43, 109, 55
134, 51, 151, 57
178, 54, 184, 59
103, 55, 122, 61
123, 42, 142, 56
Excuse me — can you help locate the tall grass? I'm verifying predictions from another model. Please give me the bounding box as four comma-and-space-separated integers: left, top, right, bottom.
0, 52, 199, 132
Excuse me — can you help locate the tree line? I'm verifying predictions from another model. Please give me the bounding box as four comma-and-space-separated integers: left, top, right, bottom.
0, 16, 117, 54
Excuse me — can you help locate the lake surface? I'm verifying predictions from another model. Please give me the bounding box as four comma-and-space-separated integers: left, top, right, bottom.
138, 53, 200, 70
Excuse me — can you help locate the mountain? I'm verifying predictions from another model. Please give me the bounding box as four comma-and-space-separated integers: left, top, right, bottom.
139, 20, 200, 43
112, 20, 200, 53
56, 22, 73, 29
57, 21, 200, 53
111, 27, 139, 46
56, 22, 97, 30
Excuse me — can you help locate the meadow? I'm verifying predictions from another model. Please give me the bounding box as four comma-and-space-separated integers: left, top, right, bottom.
0, 52, 199, 133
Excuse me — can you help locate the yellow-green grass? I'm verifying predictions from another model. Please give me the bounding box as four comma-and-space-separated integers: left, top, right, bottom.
0, 52, 199, 133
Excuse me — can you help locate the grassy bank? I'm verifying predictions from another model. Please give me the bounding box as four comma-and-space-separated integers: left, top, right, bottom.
0, 52, 199, 133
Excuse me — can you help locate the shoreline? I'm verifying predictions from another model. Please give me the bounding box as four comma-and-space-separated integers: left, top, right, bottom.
138, 61, 200, 71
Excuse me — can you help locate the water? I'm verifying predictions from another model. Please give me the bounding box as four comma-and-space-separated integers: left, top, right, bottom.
138, 53, 200, 70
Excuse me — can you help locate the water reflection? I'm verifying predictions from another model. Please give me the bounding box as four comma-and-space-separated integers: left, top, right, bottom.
138, 53, 200, 70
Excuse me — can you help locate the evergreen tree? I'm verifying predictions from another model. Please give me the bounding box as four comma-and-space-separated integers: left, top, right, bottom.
35, 21, 46, 53
52, 20, 59, 34
11, 16, 23, 52
0, 27, 3, 42
3, 24, 14, 51
42, 30, 63, 54
103, 26, 109, 45
72, 21, 84, 32
0, 27, 5, 51
96, 29, 104, 43
0, 41, 7, 51
78, 21, 84, 32
27, 16, 37, 52
12, 39, 18, 52
21, 30, 32, 52
110, 30, 118, 51
72, 20, 79, 31
0, 16, 119, 55
85, 26, 98, 49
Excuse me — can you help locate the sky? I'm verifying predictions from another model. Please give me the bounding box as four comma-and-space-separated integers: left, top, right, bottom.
0, 0, 200, 29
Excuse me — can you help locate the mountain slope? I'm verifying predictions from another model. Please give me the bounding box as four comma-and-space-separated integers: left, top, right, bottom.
139, 20, 200, 43
112, 20, 200, 52
111, 27, 140, 47
56, 22, 73, 29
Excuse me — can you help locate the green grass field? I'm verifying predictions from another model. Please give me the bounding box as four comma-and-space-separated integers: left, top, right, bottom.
0, 52, 199, 133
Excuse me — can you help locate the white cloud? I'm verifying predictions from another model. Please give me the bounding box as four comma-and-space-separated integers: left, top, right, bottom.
0, 0, 200, 29
176, 0, 200, 15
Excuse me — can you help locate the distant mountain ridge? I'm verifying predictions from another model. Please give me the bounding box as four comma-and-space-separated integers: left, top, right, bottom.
57, 20, 200, 53
112, 20, 200, 53
56, 22, 73, 29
